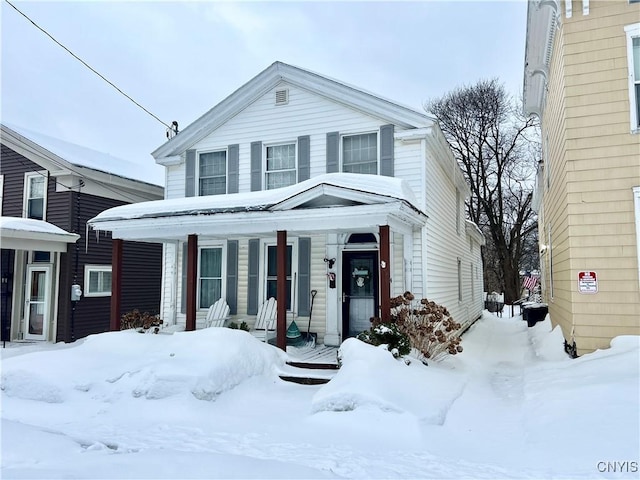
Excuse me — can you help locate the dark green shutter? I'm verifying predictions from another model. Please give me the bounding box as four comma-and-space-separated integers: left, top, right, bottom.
181, 242, 187, 313
326, 132, 339, 173
228, 144, 239, 194
298, 135, 310, 182
297, 237, 311, 316
250, 141, 262, 191
380, 124, 394, 177
226, 240, 238, 314
185, 149, 196, 196
247, 239, 260, 314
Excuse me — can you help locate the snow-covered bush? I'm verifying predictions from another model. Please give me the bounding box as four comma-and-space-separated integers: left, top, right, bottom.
390, 291, 463, 362
120, 309, 162, 333
356, 322, 411, 358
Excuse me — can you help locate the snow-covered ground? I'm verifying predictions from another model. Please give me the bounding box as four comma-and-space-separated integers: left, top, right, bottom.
2, 311, 638, 479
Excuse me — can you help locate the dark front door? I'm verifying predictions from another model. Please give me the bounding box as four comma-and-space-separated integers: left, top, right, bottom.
342, 251, 378, 338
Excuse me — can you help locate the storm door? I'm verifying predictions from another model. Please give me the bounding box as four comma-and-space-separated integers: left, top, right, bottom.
342, 251, 378, 338
24, 265, 51, 341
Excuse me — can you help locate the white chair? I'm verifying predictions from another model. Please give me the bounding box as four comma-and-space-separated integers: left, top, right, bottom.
250, 297, 277, 342
205, 298, 230, 328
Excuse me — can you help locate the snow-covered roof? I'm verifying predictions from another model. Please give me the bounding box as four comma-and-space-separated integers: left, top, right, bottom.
0, 216, 80, 252
88, 173, 427, 241
91, 173, 420, 222
152, 61, 435, 160
1, 123, 164, 187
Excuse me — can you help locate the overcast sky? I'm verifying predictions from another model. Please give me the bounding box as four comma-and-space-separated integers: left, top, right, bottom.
1, 1, 528, 176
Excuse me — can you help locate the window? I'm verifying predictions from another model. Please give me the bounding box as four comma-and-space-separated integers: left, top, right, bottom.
0, 174, 4, 215
548, 223, 554, 300
199, 247, 223, 309
24, 173, 47, 220
633, 186, 640, 288
342, 133, 377, 174
471, 263, 475, 300
84, 265, 112, 297
625, 23, 640, 132
266, 144, 296, 190
199, 151, 227, 196
266, 244, 293, 310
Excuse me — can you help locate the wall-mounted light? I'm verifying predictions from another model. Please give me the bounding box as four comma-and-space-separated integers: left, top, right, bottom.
324, 257, 336, 269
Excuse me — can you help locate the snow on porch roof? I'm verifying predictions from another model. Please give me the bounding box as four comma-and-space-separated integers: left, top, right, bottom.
0, 216, 80, 252
89, 173, 423, 224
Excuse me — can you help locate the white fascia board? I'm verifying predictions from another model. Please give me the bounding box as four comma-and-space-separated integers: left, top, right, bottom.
90, 202, 426, 242
155, 155, 182, 167
1, 227, 79, 252
1, 126, 70, 176
395, 128, 430, 143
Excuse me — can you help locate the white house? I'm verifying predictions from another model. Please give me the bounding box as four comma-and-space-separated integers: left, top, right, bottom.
88, 61, 484, 349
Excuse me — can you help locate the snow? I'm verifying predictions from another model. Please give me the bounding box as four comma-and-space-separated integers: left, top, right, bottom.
89, 172, 420, 224
0, 216, 77, 237
2, 123, 164, 187
2, 312, 639, 479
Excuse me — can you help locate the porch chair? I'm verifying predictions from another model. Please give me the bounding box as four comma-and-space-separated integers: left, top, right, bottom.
205, 298, 231, 328
250, 297, 277, 342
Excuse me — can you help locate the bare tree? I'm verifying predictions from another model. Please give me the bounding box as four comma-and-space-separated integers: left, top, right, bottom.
425, 79, 539, 303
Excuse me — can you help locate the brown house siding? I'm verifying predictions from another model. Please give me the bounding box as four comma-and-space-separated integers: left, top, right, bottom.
1, 143, 162, 343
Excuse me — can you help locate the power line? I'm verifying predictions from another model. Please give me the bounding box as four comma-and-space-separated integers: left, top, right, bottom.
4, 0, 171, 130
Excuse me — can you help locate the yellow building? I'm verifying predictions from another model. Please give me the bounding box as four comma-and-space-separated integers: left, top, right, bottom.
523, 0, 640, 356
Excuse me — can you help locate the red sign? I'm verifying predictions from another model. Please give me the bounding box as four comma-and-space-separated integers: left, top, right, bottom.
578, 271, 598, 294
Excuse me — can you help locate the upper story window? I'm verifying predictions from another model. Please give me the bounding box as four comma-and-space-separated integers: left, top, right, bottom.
199, 151, 227, 196
625, 23, 640, 133
342, 133, 377, 175
24, 172, 46, 220
266, 143, 296, 190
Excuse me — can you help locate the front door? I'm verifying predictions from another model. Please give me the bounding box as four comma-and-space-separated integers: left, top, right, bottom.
342, 251, 378, 338
24, 265, 51, 341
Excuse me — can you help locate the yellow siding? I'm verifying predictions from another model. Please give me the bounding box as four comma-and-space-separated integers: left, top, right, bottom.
537, 0, 640, 355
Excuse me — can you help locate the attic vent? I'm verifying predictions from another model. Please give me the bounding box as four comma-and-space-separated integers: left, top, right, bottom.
275, 89, 289, 105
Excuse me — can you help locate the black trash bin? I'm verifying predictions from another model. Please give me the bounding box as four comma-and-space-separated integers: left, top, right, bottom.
522, 304, 548, 327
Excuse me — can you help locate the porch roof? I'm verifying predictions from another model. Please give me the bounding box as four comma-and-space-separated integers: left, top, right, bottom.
0, 217, 80, 252
88, 173, 428, 242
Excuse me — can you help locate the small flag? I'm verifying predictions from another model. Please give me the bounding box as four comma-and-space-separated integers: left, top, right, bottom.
522, 275, 538, 290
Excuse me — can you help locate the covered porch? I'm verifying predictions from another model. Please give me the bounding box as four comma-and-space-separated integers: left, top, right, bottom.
88, 174, 427, 351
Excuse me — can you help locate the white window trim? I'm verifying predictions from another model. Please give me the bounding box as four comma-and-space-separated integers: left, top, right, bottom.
197, 149, 228, 196
340, 131, 379, 174
633, 186, 640, 289
264, 141, 298, 190
84, 265, 112, 297
23, 171, 48, 220
457, 257, 462, 302
197, 242, 227, 311
260, 238, 299, 313
624, 22, 640, 134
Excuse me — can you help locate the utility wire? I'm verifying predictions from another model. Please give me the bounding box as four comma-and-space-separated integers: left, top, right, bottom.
4, 0, 171, 130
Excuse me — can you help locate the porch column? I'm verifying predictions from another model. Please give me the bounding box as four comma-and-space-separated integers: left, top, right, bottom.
276, 230, 287, 351
186, 234, 198, 331
110, 239, 123, 331
379, 225, 391, 323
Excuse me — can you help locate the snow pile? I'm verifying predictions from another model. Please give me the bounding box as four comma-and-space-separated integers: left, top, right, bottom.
312, 338, 466, 425
2, 314, 638, 479
2, 328, 286, 404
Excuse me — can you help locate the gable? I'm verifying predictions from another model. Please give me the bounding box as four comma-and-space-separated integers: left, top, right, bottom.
152, 61, 434, 161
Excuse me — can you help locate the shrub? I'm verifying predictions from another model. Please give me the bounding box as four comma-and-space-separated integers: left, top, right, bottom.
120, 309, 163, 334
389, 291, 464, 362
357, 322, 411, 358
227, 321, 250, 331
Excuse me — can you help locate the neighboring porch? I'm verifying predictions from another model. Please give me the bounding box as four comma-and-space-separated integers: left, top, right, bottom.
88, 174, 428, 351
